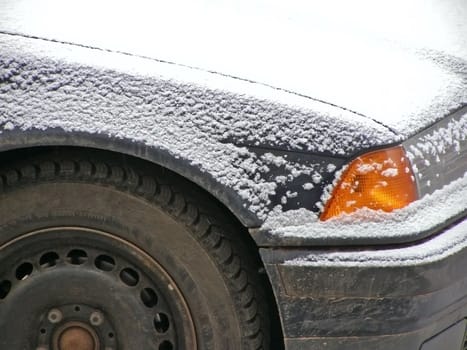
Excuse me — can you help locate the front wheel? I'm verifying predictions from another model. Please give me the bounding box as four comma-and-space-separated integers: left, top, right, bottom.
0, 152, 270, 350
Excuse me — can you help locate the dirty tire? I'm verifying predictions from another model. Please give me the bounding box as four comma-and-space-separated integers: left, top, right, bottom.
0, 151, 270, 350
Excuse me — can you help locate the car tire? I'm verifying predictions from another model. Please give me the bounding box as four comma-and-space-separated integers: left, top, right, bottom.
0, 151, 270, 350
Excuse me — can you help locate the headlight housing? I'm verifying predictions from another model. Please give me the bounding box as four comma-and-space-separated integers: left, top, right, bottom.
321, 146, 418, 220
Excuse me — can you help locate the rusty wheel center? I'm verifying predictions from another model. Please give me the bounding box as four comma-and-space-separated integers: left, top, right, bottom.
54, 322, 99, 350
1, 227, 196, 349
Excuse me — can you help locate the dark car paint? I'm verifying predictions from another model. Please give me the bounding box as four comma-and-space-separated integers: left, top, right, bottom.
0, 127, 263, 227
254, 105, 467, 247
261, 217, 467, 349
0, 18, 466, 350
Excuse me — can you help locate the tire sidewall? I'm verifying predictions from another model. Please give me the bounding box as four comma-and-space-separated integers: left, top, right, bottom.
0, 181, 242, 350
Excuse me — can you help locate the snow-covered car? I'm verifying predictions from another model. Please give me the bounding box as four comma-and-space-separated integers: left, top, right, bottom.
0, 0, 466, 349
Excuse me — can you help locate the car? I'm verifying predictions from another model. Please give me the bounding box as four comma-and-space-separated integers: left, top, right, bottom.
0, 0, 466, 349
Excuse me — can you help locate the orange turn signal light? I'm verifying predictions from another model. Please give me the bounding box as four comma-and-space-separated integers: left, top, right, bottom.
321, 146, 418, 220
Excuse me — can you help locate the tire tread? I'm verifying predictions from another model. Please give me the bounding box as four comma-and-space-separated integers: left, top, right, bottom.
0, 152, 271, 350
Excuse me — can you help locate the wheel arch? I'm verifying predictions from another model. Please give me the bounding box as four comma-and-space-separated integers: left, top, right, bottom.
0, 127, 261, 228
0, 128, 286, 349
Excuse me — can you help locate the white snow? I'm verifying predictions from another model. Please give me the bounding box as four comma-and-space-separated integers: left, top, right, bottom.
311, 173, 322, 184
285, 218, 467, 267
2, 121, 14, 130
264, 172, 467, 240
275, 176, 287, 185
381, 168, 399, 177
326, 163, 337, 173
261, 153, 287, 167
0, 34, 395, 220
1, 0, 465, 136
406, 111, 467, 164
265, 207, 319, 229
0, 0, 466, 223
357, 163, 378, 174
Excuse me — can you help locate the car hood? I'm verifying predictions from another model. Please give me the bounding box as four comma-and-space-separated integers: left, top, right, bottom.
1, 0, 466, 137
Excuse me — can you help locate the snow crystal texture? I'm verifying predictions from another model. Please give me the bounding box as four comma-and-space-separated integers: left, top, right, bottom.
264, 172, 467, 241
1, 0, 466, 137
286, 218, 467, 267
0, 34, 397, 220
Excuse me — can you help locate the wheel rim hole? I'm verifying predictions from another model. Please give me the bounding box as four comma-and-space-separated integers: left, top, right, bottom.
0, 280, 11, 299
120, 268, 139, 286
16, 262, 33, 280
74, 305, 81, 312
95, 254, 115, 271
40, 328, 46, 334
39, 252, 59, 268
67, 249, 88, 265
141, 288, 158, 308
108, 332, 114, 338
159, 340, 173, 350
154, 313, 170, 333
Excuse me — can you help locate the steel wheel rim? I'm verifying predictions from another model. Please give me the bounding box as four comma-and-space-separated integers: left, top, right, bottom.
0, 227, 197, 350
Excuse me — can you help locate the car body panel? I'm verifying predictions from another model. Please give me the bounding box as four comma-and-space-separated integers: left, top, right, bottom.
1, 2, 467, 349
1, 0, 466, 136
0, 32, 396, 226
262, 218, 467, 349
256, 107, 467, 246
1, 0, 466, 231
0, 26, 466, 241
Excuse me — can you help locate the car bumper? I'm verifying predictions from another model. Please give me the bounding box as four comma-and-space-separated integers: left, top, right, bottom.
260, 217, 467, 350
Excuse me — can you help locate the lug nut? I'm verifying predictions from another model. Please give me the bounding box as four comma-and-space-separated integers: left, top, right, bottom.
90, 310, 104, 326
47, 308, 63, 324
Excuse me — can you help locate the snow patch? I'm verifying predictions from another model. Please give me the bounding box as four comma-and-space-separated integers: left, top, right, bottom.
326, 163, 336, 172
311, 173, 322, 184
285, 218, 467, 267
381, 167, 398, 177
406, 111, 467, 165
264, 172, 467, 241
263, 207, 318, 228
3, 121, 14, 130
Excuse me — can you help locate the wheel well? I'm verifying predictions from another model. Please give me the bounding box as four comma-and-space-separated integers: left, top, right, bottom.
0, 145, 285, 350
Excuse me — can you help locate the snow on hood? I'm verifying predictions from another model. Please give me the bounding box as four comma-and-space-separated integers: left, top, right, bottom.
1, 0, 466, 226
1, 0, 466, 135
0, 34, 395, 220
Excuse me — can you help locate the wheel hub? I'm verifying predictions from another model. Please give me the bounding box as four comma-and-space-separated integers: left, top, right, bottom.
54, 322, 98, 350
37, 304, 115, 350
0, 227, 196, 349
